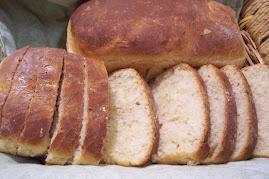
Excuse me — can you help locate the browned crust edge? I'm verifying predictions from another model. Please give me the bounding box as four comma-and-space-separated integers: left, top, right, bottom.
132, 69, 159, 166
222, 65, 258, 161
212, 64, 237, 163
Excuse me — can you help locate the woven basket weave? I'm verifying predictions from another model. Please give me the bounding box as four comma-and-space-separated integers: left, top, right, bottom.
239, 0, 269, 66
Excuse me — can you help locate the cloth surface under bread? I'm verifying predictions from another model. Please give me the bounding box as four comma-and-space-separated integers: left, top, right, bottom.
0, 153, 269, 178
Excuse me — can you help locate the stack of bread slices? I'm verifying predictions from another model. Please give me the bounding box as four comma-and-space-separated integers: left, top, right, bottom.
0, 47, 268, 166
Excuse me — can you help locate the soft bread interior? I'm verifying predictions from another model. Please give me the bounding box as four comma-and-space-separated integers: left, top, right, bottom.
242, 65, 269, 157
151, 64, 208, 164
198, 65, 226, 161
103, 69, 154, 166
222, 65, 256, 160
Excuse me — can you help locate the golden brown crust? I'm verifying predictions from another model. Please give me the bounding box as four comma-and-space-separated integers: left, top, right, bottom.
46, 52, 84, 164
150, 63, 210, 164
79, 58, 109, 164
0, 47, 28, 128
67, 0, 246, 80
17, 48, 65, 157
0, 48, 45, 142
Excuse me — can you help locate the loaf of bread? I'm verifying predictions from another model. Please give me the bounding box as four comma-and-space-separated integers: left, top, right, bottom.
67, 0, 246, 80
0, 47, 109, 164
150, 63, 210, 165
198, 64, 237, 164
242, 64, 269, 158
221, 65, 258, 161
102, 68, 159, 166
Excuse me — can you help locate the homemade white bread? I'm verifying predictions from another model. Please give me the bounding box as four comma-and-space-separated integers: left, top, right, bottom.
150, 63, 210, 165
102, 68, 159, 166
198, 64, 237, 164
67, 0, 246, 80
72, 58, 109, 165
46, 53, 84, 165
242, 64, 269, 158
221, 65, 258, 161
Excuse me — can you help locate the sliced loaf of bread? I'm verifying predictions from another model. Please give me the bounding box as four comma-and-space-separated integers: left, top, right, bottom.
46, 53, 84, 165
17, 48, 65, 157
198, 64, 237, 164
221, 65, 258, 161
0, 48, 52, 156
242, 64, 269, 158
150, 63, 210, 165
0, 47, 28, 155
72, 58, 109, 165
102, 68, 159, 166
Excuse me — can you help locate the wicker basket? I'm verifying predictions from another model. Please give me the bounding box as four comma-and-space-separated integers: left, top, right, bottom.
239, 0, 269, 66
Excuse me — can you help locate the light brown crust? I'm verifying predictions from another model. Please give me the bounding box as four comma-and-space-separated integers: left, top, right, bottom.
222, 65, 258, 161
150, 63, 210, 164
201, 64, 237, 164
0, 48, 45, 142
46, 52, 84, 164
78, 58, 109, 164
67, 0, 246, 80
17, 48, 65, 156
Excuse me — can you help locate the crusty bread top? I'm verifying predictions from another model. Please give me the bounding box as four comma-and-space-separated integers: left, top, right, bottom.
68, 0, 245, 70
0, 48, 46, 141
47, 52, 84, 161
0, 47, 28, 128
18, 48, 64, 146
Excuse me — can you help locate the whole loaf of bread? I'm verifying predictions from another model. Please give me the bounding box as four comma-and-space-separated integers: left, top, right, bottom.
67, 0, 246, 80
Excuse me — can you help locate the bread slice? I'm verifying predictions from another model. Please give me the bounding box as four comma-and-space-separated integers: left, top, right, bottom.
102, 68, 159, 166
0, 48, 45, 155
72, 58, 109, 165
150, 63, 209, 165
17, 48, 65, 157
0, 47, 28, 154
198, 64, 237, 164
221, 65, 258, 161
242, 64, 269, 158
45, 53, 84, 165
